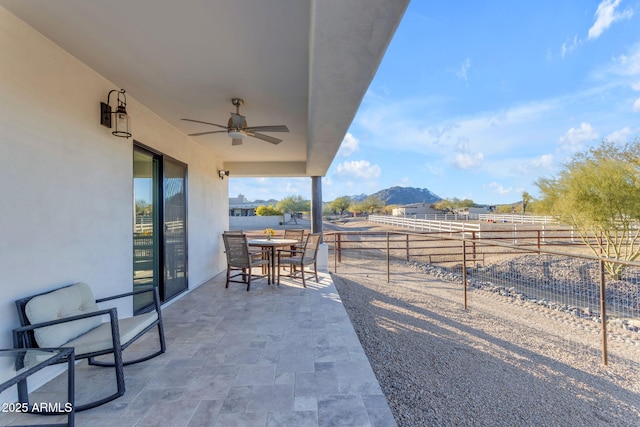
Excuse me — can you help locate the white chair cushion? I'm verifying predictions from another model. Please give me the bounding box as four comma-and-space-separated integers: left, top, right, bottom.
65, 311, 158, 355
25, 282, 101, 348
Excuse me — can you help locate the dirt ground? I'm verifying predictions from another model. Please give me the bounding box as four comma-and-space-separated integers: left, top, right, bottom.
327, 219, 640, 427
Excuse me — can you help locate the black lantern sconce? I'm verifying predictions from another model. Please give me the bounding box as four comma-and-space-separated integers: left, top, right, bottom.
218, 170, 230, 180
100, 89, 131, 138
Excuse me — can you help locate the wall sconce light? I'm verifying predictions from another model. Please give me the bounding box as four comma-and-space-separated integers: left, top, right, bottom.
218, 170, 230, 180
100, 89, 132, 138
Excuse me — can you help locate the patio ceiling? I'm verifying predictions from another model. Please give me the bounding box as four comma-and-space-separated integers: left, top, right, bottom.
1, 0, 409, 177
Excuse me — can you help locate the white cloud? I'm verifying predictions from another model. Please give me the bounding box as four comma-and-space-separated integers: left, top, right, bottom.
457, 58, 471, 81
614, 51, 640, 76
558, 122, 598, 153
632, 81, 640, 91
398, 177, 412, 186
518, 154, 555, 174
451, 140, 484, 169
588, 0, 634, 40
606, 126, 633, 141
425, 163, 445, 176
338, 132, 359, 157
488, 182, 513, 195
452, 152, 484, 169
634, 98, 640, 112
335, 160, 381, 179
561, 35, 581, 58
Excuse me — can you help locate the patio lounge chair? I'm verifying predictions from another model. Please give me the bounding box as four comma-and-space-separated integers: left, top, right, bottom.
277, 232, 322, 287
13, 283, 166, 411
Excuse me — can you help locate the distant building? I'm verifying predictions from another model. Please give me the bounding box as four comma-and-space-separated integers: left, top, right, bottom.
229, 193, 249, 204
229, 194, 260, 216
467, 207, 489, 215
392, 203, 438, 216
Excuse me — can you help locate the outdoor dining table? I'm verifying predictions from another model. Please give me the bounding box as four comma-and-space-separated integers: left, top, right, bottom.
248, 238, 299, 284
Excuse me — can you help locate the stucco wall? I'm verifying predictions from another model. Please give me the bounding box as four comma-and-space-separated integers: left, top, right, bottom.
0, 7, 228, 398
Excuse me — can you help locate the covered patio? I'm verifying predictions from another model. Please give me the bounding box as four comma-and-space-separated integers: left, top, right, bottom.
0, 1, 408, 421
0, 272, 395, 427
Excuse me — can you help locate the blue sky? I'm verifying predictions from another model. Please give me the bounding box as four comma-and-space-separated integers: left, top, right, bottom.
230, 0, 640, 205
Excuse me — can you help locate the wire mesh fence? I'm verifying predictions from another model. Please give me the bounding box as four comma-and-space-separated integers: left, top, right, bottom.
327, 230, 640, 369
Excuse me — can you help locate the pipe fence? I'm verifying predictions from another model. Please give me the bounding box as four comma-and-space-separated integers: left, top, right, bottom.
325, 230, 640, 368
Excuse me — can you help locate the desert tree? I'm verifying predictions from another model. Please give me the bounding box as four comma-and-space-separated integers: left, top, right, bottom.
329, 196, 352, 215
521, 191, 533, 215
255, 205, 282, 216
276, 195, 310, 223
536, 140, 640, 278
350, 196, 384, 214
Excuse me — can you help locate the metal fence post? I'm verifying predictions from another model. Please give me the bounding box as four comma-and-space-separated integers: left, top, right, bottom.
386, 232, 390, 283
406, 234, 410, 262
333, 233, 338, 273
462, 238, 468, 310
599, 259, 608, 365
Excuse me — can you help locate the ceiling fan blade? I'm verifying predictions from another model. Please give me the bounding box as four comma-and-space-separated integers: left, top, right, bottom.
231, 138, 243, 146
248, 132, 282, 145
245, 125, 289, 133
188, 130, 228, 136
181, 118, 228, 130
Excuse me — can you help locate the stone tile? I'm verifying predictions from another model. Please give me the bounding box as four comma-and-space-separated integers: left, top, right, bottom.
7, 273, 393, 427
187, 400, 224, 426
294, 396, 318, 412
267, 410, 318, 427
317, 395, 370, 427
295, 370, 339, 398
277, 351, 315, 374
234, 364, 277, 386
181, 372, 237, 401
136, 399, 200, 427
362, 394, 397, 427
333, 362, 383, 396
221, 386, 252, 413
214, 412, 269, 427
246, 384, 294, 413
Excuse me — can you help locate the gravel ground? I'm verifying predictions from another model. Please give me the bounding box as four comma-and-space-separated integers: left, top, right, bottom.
331, 259, 640, 427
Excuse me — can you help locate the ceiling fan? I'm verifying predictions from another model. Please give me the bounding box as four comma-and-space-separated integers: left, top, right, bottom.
181, 98, 289, 146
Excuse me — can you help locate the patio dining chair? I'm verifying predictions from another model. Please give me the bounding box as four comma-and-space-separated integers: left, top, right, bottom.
277, 232, 322, 287
222, 232, 270, 291
283, 229, 305, 246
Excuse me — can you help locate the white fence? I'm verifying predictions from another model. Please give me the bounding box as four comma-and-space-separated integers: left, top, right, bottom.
368, 215, 481, 236
135, 217, 184, 233
478, 214, 558, 224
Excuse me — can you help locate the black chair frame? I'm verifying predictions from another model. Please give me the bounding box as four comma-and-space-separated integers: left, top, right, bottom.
13, 285, 165, 412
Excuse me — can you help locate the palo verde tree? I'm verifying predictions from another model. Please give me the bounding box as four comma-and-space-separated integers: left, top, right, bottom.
357, 195, 384, 214
276, 195, 310, 223
329, 196, 352, 215
536, 140, 640, 278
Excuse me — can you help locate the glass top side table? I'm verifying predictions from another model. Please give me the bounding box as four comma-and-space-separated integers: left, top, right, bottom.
0, 348, 75, 427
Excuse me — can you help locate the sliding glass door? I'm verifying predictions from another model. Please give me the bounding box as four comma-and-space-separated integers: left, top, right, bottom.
163, 159, 188, 300
133, 145, 187, 313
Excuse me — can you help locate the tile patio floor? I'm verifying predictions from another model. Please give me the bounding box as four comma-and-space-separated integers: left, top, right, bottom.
1, 270, 396, 427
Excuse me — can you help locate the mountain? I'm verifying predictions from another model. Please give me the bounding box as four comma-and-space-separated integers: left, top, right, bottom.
351, 186, 442, 206
349, 193, 368, 203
